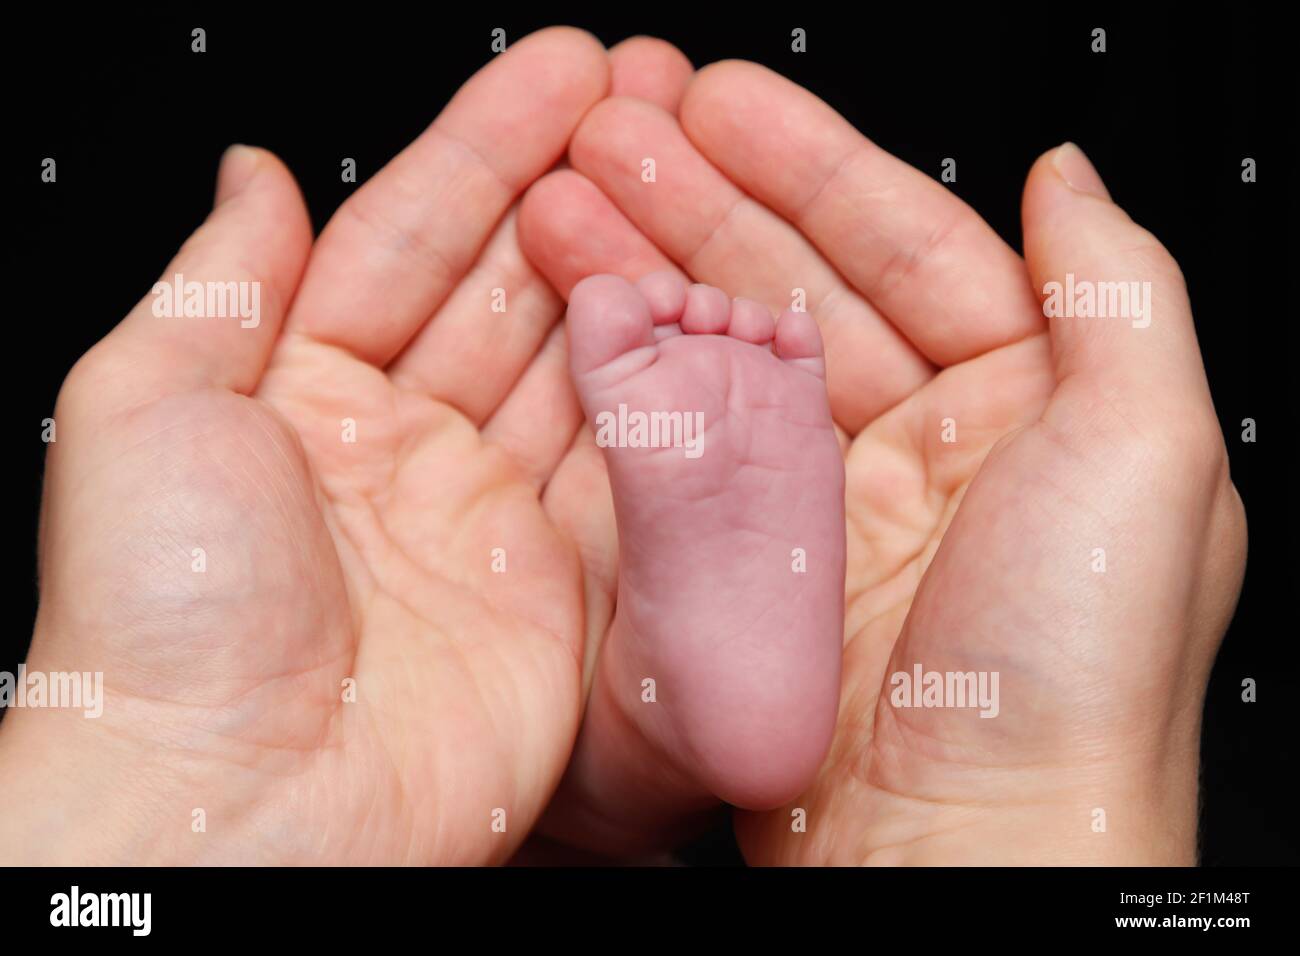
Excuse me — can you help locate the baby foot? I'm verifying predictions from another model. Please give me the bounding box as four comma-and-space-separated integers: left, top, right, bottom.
566, 272, 845, 813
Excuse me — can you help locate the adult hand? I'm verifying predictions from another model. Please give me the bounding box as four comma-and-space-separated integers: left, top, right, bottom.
518, 59, 1246, 863
0, 27, 613, 865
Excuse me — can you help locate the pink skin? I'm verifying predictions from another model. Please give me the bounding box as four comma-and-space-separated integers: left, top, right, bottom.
554, 270, 845, 849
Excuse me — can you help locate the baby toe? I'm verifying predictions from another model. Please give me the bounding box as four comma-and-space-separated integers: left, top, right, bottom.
727, 297, 776, 344
774, 308, 826, 378
567, 274, 656, 377
680, 283, 732, 335
635, 270, 689, 326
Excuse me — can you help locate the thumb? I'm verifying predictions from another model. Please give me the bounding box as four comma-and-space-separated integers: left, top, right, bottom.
1022, 143, 1214, 433
67, 145, 312, 420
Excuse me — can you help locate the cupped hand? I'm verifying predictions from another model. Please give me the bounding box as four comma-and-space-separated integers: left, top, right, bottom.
0, 27, 611, 865
517, 59, 1246, 863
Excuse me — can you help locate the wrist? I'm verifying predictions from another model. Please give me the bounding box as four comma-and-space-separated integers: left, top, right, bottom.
0, 705, 214, 865
861, 749, 1202, 866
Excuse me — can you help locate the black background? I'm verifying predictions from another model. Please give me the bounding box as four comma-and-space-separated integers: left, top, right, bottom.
8, 7, 1296, 866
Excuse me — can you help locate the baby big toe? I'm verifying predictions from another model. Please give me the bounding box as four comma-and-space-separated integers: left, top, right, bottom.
567, 274, 656, 377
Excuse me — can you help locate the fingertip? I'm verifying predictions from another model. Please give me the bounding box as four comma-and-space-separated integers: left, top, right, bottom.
610, 36, 694, 112
517, 169, 675, 299
519, 26, 610, 94
682, 59, 768, 116
215, 144, 261, 206
571, 96, 669, 169
212, 145, 312, 272
689, 58, 767, 91
1050, 143, 1111, 201
1022, 143, 1114, 227
543, 27, 610, 104
680, 60, 795, 160
451, 27, 610, 169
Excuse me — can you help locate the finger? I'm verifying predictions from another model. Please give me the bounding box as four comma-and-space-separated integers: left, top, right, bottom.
506, 170, 680, 490
680, 60, 1044, 366
481, 323, 585, 489
567, 97, 933, 432
609, 36, 694, 113
517, 168, 683, 297
1022, 143, 1214, 430
286, 27, 608, 366
73, 145, 311, 414
507, 170, 679, 487
386, 207, 565, 424
541, 428, 618, 693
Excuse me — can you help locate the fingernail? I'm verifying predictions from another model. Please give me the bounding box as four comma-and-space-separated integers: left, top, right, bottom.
1052, 142, 1111, 201
215, 144, 259, 206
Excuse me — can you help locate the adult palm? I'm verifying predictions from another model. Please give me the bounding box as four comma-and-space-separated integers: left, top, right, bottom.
1, 28, 611, 865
